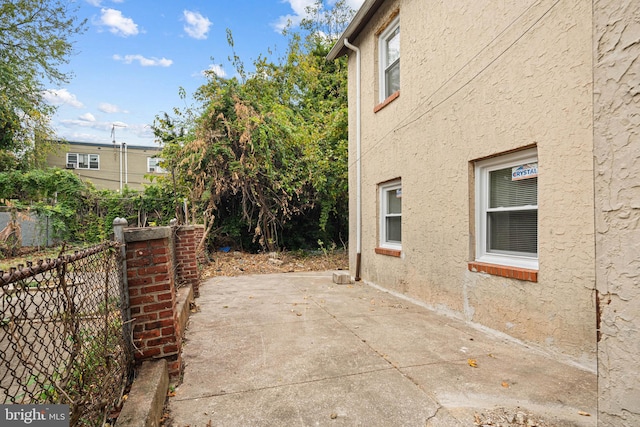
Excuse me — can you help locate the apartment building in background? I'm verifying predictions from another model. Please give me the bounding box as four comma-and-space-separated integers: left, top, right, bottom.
47, 140, 166, 191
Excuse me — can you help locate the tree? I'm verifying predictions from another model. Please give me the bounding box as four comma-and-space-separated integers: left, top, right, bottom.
154, 1, 354, 252
0, 0, 86, 169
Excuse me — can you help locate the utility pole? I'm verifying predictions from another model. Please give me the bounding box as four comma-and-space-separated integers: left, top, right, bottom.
111, 124, 128, 192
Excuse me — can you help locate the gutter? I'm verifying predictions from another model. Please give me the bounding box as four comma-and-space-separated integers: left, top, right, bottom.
343, 38, 362, 281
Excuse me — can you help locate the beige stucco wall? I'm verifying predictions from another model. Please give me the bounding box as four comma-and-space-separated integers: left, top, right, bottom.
348, 0, 596, 364
47, 142, 164, 191
594, 0, 640, 424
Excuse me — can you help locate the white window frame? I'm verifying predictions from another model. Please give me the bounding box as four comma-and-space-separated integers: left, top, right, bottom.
66, 153, 100, 170
147, 157, 166, 173
378, 16, 400, 103
475, 148, 538, 270
379, 180, 402, 250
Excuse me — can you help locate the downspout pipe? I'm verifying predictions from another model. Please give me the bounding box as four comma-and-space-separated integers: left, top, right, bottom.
343, 38, 362, 281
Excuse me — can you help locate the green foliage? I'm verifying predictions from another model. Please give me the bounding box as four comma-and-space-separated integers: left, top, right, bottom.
0, 168, 180, 244
154, 0, 353, 252
0, 0, 86, 169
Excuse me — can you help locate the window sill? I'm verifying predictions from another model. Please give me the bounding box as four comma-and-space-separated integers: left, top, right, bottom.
468, 262, 538, 282
374, 91, 400, 113
375, 247, 401, 257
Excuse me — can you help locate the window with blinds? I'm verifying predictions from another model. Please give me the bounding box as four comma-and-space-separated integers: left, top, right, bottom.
475, 149, 538, 270
67, 153, 100, 170
488, 167, 537, 256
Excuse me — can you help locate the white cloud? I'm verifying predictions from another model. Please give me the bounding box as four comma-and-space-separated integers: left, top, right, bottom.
86, 0, 102, 6
273, 0, 365, 32
113, 54, 173, 67
100, 8, 139, 37
272, 0, 314, 32
202, 64, 226, 78
99, 102, 127, 114
333, 0, 365, 11
183, 10, 212, 40
42, 89, 84, 108
60, 118, 112, 131
79, 113, 96, 122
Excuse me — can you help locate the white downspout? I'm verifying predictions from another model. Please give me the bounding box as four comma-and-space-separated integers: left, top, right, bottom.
343, 38, 362, 281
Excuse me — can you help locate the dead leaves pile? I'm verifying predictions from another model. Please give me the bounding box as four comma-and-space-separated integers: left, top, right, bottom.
473, 408, 591, 427
201, 250, 349, 278
473, 407, 591, 427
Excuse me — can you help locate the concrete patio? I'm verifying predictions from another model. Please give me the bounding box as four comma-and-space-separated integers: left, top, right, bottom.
166, 271, 596, 426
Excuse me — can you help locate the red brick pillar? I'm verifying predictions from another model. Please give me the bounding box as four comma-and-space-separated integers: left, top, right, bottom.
124, 227, 182, 377
174, 225, 204, 298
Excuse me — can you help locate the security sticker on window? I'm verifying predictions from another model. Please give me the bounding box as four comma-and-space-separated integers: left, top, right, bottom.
512, 163, 538, 181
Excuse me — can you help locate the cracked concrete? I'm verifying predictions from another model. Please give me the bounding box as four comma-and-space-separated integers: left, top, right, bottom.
165, 271, 596, 426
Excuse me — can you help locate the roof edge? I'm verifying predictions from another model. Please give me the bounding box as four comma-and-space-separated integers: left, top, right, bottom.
327, 0, 385, 60
54, 140, 161, 151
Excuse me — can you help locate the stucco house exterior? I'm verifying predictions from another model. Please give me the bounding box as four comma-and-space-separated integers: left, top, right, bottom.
328, 0, 639, 424
47, 141, 166, 191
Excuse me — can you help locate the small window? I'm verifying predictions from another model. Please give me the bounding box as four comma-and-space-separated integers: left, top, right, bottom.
66, 153, 77, 167
475, 149, 538, 270
147, 157, 166, 173
66, 153, 99, 170
380, 180, 402, 249
89, 154, 99, 169
379, 17, 400, 102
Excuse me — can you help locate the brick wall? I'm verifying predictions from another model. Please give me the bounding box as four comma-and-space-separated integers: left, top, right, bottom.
123, 227, 181, 377
174, 225, 205, 297
115, 222, 203, 378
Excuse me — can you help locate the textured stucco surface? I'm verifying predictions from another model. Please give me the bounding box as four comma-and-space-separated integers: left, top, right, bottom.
594, 0, 640, 425
347, 0, 596, 366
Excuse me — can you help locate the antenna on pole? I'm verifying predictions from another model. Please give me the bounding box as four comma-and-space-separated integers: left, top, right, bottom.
111, 123, 126, 143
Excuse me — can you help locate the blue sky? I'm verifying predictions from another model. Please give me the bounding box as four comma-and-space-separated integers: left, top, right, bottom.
43, 0, 364, 147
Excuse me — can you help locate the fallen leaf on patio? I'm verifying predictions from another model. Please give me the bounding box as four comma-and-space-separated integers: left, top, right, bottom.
474, 413, 481, 425
578, 411, 591, 417
468, 359, 478, 368
501, 381, 509, 388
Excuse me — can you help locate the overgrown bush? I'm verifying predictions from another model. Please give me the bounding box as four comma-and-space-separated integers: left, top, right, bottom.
0, 168, 179, 244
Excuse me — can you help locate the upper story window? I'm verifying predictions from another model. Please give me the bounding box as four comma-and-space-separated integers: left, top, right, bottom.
475, 148, 538, 270
379, 16, 400, 102
379, 180, 402, 250
67, 153, 99, 170
147, 157, 166, 173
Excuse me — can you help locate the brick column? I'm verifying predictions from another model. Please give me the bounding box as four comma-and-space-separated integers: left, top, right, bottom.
124, 227, 182, 377
174, 225, 204, 298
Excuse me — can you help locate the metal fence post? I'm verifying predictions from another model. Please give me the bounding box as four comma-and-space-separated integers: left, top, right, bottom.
113, 217, 133, 357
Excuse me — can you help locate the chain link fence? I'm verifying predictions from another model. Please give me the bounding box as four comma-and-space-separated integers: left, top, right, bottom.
0, 242, 133, 426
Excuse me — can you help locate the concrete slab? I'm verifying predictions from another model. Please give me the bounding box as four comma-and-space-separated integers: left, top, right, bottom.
118, 359, 168, 427
170, 369, 450, 427
166, 271, 597, 427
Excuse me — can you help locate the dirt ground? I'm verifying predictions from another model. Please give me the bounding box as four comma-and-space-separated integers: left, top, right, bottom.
201, 250, 349, 279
